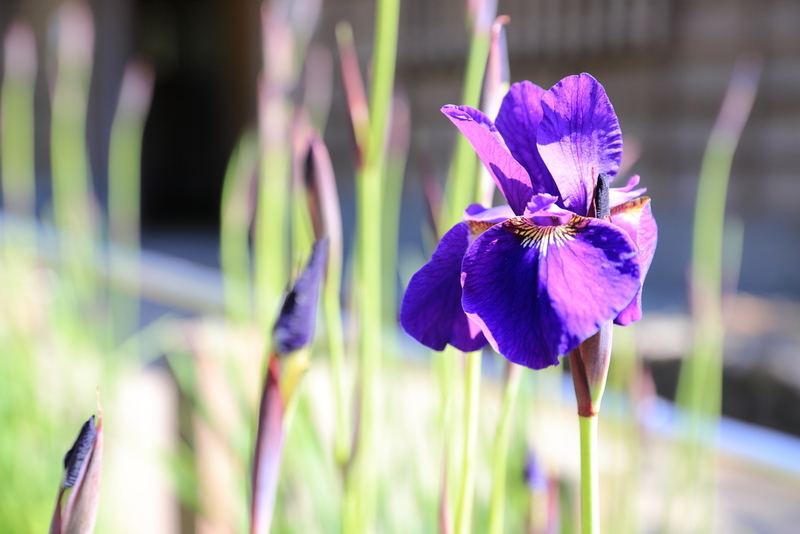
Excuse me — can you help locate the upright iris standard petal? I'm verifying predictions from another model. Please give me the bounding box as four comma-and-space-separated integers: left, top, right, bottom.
610, 197, 658, 325
461, 215, 640, 369
441, 105, 533, 214
495, 81, 560, 200
400, 222, 487, 352
537, 74, 623, 215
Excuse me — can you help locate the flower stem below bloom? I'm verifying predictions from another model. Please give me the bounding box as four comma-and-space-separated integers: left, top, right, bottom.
487, 361, 522, 534
579, 415, 600, 534
455, 350, 481, 534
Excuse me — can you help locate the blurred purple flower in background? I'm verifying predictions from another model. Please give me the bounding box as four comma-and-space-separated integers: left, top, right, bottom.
401, 74, 657, 369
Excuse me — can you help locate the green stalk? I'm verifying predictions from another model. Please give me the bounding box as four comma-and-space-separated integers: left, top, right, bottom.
348, 0, 400, 530
255, 5, 294, 330
445, 8, 497, 533
607, 325, 640, 534
380, 94, 409, 339
436, 344, 464, 533
220, 133, 258, 325
441, 20, 492, 228
488, 362, 522, 534
454, 351, 481, 534
1, 23, 37, 223
51, 4, 98, 313
668, 58, 760, 534
290, 129, 315, 266
305, 134, 350, 466
579, 416, 599, 534
108, 63, 152, 354
324, 254, 350, 465
255, 121, 290, 329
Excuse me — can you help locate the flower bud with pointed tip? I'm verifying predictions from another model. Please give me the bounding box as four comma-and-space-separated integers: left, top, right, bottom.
50, 413, 103, 534
569, 322, 613, 417
272, 238, 328, 357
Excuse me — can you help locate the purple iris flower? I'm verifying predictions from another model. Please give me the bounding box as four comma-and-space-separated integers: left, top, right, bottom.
400, 74, 657, 370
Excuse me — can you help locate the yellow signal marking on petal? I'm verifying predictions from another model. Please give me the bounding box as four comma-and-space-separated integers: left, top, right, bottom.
507, 216, 580, 256
467, 220, 496, 240
611, 196, 650, 217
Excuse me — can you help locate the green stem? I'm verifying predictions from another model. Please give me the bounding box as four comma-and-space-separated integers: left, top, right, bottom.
579, 415, 599, 534
488, 362, 522, 534
324, 265, 350, 465
220, 133, 257, 325
108, 64, 153, 357
347, 0, 401, 531
255, 123, 290, 329
1, 31, 36, 221
667, 59, 759, 534
441, 23, 492, 229
455, 351, 481, 534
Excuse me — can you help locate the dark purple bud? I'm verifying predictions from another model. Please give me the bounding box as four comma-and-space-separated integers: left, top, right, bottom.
62, 416, 97, 488
50, 411, 103, 534
272, 238, 328, 356
593, 173, 612, 219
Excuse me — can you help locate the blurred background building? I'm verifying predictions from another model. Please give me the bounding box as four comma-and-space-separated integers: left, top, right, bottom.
1, 0, 797, 296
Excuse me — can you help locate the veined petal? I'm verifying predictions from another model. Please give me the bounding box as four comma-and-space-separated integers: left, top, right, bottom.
538, 74, 623, 216
441, 105, 533, 214
611, 197, 657, 325
400, 222, 487, 352
610, 174, 647, 208
461, 215, 640, 369
495, 81, 560, 199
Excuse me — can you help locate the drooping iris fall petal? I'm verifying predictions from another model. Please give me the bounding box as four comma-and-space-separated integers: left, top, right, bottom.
610, 197, 658, 325
441, 105, 533, 215
461, 215, 640, 369
537, 74, 623, 216
401, 222, 488, 352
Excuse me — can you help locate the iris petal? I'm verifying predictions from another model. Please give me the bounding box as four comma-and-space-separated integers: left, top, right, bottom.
537, 74, 623, 216
441, 105, 534, 215
611, 197, 658, 325
400, 222, 488, 352
461, 215, 640, 369
610, 174, 647, 207
495, 81, 560, 200
464, 203, 515, 223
